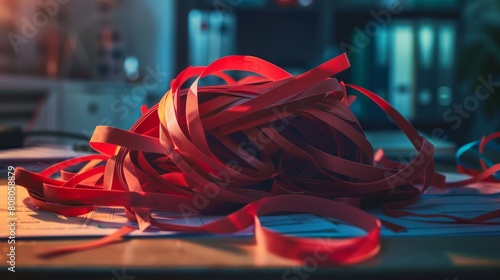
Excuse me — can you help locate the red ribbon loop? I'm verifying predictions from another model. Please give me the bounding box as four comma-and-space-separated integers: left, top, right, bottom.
14, 53, 500, 264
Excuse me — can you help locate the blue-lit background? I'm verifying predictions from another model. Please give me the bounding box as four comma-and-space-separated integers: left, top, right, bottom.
0, 0, 499, 153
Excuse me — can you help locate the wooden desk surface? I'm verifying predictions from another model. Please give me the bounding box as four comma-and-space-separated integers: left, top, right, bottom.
1, 236, 500, 279
1, 181, 500, 279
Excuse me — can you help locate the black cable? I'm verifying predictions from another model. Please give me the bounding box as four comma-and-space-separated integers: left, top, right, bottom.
24, 130, 90, 141
1, 127, 93, 151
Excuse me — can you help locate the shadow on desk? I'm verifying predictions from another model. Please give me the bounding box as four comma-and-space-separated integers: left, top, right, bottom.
1, 236, 500, 280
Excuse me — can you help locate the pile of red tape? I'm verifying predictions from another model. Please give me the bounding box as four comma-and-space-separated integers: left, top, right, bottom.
14, 53, 500, 264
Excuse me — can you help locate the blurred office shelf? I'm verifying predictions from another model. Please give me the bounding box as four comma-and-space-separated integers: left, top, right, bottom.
177, 0, 462, 131
0, 74, 146, 140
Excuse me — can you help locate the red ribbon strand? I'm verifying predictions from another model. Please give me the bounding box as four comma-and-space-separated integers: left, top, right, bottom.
14, 53, 500, 264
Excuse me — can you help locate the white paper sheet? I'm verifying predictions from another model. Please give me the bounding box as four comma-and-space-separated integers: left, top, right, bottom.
0, 145, 91, 174
368, 195, 500, 236
0, 186, 365, 238
0, 145, 89, 163
2, 176, 500, 238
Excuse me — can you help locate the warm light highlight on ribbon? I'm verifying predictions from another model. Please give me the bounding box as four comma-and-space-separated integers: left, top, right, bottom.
14, 53, 500, 264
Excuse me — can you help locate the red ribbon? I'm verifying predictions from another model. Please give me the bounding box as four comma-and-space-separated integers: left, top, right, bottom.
14, 53, 500, 264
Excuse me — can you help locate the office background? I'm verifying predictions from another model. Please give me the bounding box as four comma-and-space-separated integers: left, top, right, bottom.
0, 0, 499, 149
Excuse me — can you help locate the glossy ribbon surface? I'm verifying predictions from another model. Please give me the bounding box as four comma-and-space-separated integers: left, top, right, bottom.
14, 53, 500, 264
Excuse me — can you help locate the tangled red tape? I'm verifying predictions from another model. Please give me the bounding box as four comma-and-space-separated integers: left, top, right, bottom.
14, 53, 500, 264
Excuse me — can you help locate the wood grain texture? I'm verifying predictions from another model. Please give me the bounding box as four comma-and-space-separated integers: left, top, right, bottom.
2, 180, 500, 279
